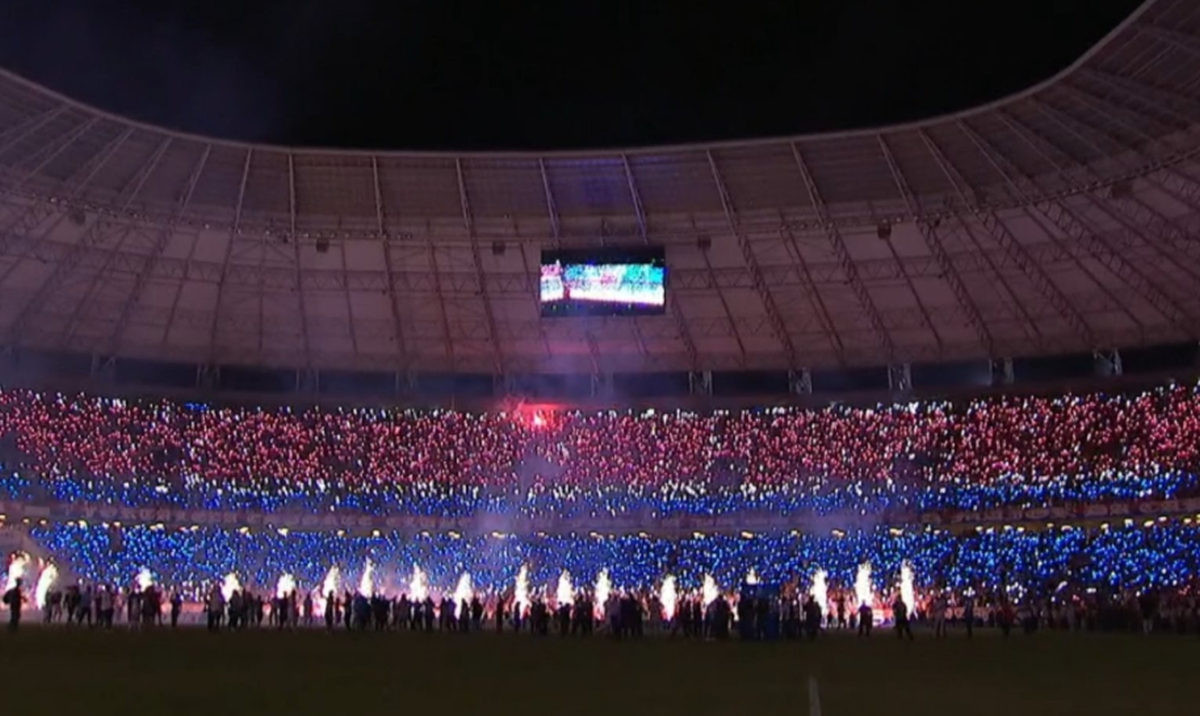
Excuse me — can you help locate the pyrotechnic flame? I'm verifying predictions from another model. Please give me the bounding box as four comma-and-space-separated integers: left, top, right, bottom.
900, 560, 916, 618
746, 567, 760, 585
358, 559, 374, 596
555, 570, 574, 608
221, 572, 240, 601
136, 567, 154, 591
810, 569, 828, 618
660, 575, 678, 620
322, 565, 341, 597
313, 565, 340, 614
594, 569, 611, 619
409, 564, 429, 602
35, 562, 58, 609
276, 573, 296, 599
452, 572, 473, 618
854, 562, 873, 610
702, 574, 720, 608
5, 551, 29, 591
514, 565, 530, 616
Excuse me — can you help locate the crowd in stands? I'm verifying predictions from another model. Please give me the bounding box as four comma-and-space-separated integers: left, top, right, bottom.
0, 382, 1197, 518
15, 521, 1200, 638
4, 381, 1200, 633
27, 520, 1200, 600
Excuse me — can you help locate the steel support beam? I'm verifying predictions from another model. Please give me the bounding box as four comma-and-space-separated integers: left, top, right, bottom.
514, 238, 553, 360
372, 156, 410, 368
0, 116, 107, 256
1049, 101, 1200, 268
622, 154, 648, 242
1063, 80, 1179, 146
791, 142, 895, 358
946, 122, 1098, 346
877, 134, 974, 353
5, 127, 146, 346
538, 158, 561, 244
0, 106, 68, 159
1031, 90, 1200, 266
992, 111, 1198, 333
206, 149, 253, 365
987, 148, 1148, 338
1036, 199, 1198, 332
105, 142, 211, 356
1136, 23, 1200, 61
622, 152, 699, 369
456, 158, 504, 375
888, 131, 988, 355
426, 238, 455, 370
59, 137, 175, 346
1078, 68, 1200, 125
0, 109, 85, 188
289, 153, 313, 368
707, 149, 797, 368
778, 219, 846, 365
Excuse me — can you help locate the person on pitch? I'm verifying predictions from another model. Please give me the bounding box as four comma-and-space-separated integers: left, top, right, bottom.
3, 578, 26, 633
892, 594, 914, 641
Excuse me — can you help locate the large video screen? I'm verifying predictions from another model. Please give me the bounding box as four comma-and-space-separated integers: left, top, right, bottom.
540, 248, 666, 317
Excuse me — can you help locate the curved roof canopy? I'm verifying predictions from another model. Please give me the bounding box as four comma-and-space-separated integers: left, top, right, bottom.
0, 0, 1198, 379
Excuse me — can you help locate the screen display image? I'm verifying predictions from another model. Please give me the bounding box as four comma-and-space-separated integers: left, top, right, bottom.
540, 248, 666, 316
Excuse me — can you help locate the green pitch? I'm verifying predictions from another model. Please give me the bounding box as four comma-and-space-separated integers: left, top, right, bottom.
0, 627, 1192, 715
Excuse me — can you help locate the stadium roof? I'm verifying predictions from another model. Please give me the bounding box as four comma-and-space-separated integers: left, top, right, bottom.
0, 0, 1198, 382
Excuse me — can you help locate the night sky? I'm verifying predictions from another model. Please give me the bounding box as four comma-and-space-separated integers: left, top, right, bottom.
0, 0, 1143, 151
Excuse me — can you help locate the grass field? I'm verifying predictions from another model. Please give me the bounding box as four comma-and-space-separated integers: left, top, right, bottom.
0, 626, 1193, 715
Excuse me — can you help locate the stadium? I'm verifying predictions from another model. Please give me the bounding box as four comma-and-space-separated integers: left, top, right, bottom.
1, 1, 1199, 713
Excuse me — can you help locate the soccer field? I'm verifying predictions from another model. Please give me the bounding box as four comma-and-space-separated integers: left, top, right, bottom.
0, 627, 1192, 715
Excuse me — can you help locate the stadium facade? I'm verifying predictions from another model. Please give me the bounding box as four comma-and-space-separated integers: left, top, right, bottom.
0, 0, 1197, 406
2, 0, 1200, 611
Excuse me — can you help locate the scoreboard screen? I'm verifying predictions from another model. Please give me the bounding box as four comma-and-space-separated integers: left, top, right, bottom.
540, 247, 666, 317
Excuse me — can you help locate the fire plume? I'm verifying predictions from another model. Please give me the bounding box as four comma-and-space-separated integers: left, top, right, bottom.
854, 563, 873, 610
555, 570, 574, 608
221, 572, 240, 601
358, 559, 375, 596
136, 567, 154, 591
5, 551, 29, 591
594, 569, 611, 619
660, 575, 678, 621
35, 562, 57, 609
276, 573, 296, 599
514, 565, 530, 616
452, 572, 473, 618
702, 574, 720, 607
900, 560, 916, 617
409, 564, 429, 602
810, 569, 829, 618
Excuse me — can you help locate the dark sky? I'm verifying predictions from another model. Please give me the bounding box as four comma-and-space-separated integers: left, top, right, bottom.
0, 0, 1143, 151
